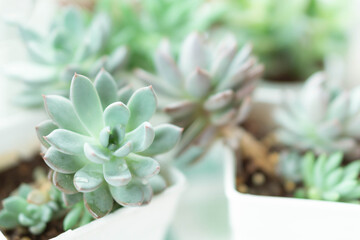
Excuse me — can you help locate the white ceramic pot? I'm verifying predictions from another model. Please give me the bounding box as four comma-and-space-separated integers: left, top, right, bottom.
0, 166, 186, 240
170, 141, 231, 240
223, 101, 360, 240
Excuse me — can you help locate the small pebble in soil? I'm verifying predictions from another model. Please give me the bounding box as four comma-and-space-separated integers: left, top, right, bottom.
284, 181, 296, 193
237, 184, 248, 193
252, 173, 265, 186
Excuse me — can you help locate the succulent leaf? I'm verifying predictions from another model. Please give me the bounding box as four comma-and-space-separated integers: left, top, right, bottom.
83, 143, 110, 164
70, 74, 104, 137
62, 193, 83, 207
179, 33, 207, 74
103, 102, 130, 128
141, 124, 183, 156
124, 122, 155, 153
0, 211, 18, 228
185, 68, 212, 98
295, 152, 360, 202
36, 120, 58, 148
63, 204, 82, 230
149, 175, 167, 194
103, 158, 132, 187
43, 95, 88, 135
113, 142, 132, 157
44, 147, 85, 174
46, 129, 92, 155
94, 70, 118, 109
126, 86, 157, 131
53, 172, 77, 194
109, 181, 144, 206
74, 164, 104, 192
84, 184, 113, 218
126, 154, 160, 180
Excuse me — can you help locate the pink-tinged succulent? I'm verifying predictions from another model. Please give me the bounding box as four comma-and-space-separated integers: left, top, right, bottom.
136, 32, 263, 162
275, 72, 360, 157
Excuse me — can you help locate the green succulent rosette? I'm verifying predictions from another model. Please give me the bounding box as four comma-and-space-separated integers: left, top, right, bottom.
4, 7, 128, 107
0, 184, 63, 235
295, 152, 360, 203
275, 72, 360, 157
137, 32, 263, 162
36, 70, 182, 218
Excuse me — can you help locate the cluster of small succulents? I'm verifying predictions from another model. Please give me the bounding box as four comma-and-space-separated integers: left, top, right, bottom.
225, 0, 349, 81
275, 72, 360, 157
0, 171, 64, 235
295, 152, 360, 202
37, 70, 182, 218
96, 0, 227, 70
137, 32, 263, 160
4, 7, 128, 107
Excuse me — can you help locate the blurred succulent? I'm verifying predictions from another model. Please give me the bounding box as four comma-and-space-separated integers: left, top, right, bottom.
275, 72, 360, 157
0, 175, 63, 235
277, 151, 303, 183
3, 7, 128, 107
295, 152, 360, 202
137, 32, 263, 161
225, 0, 349, 81
96, 0, 227, 70
36, 70, 182, 218
63, 202, 93, 231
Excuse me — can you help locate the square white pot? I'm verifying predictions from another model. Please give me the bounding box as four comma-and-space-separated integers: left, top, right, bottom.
170, 141, 231, 240
0, 166, 186, 240
223, 111, 360, 240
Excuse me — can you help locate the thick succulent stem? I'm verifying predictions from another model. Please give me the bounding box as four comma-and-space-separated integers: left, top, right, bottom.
222, 126, 277, 176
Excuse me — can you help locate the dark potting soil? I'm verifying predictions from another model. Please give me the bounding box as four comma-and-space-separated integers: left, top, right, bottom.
0, 155, 65, 240
236, 156, 295, 198
235, 121, 299, 198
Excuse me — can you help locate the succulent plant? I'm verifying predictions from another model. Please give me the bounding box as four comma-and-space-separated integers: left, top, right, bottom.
96, 0, 227, 70
3, 7, 128, 107
277, 151, 303, 183
136, 32, 263, 160
295, 152, 360, 202
36, 70, 182, 218
63, 202, 93, 231
275, 72, 360, 157
225, 0, 349, 81
0, 181, 63, 235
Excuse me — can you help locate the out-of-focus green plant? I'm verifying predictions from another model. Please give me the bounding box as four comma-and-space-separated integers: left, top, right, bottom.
0, 170, 64, 235
3, 7, 128, 107
96, 0, 227, 70
275, 72, 360, 158
137, 32, 263, 163
295, 152, 360, 203
277, 151, 303, 183
63, 202, 93, 231
226, 0, 349, 81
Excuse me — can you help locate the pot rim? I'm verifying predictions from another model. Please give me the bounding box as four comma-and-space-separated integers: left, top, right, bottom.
223, 144, 360, 208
